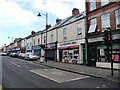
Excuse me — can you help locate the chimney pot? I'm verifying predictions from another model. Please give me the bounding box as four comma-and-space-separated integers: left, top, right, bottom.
72, 8, 79, 16
46, 24, 51, 30
56, 19, 62, 24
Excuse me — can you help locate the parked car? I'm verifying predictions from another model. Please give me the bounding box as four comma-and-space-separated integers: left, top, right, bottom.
0, 52, 8, 56
18, 53, 25, 59
24, 53, 38, 61
12, 52, 18, 58
9, 53, 14, 57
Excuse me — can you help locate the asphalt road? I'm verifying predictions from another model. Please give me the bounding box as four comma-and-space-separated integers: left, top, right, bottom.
1, 56, 119, 89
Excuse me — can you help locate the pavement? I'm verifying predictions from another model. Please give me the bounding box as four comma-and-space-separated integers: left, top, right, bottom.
33, 60, 120, 83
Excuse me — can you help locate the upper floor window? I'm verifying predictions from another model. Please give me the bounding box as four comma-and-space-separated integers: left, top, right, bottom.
115, 9, 120, 29
63, 28, 67, 40
88, 18, 97, 33
51, 33, 53, 42
38, 38, 40, 44
101, 0, 109, 6
90, 0, 96, 11
90, 18, 97, 25
101, 13, 110, 32
44, 36, 46, 43
63, 28, 67, 36
76, 23, 82, 35
34, 39, 35, 45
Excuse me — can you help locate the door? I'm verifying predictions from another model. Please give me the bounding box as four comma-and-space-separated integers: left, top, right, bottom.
59, 50, 62, 62
83, 48, 86, 65
89, 46, 97, 66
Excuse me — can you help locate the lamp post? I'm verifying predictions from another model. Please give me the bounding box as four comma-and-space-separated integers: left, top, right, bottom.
37, 13, 48, 62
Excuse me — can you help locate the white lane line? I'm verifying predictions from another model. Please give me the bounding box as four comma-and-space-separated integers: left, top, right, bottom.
30, 70, 61, 83
11, 62, 21, 67
61, 76, 90, 83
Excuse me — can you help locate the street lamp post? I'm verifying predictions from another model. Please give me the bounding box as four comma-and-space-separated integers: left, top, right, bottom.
37, 13, 48, 62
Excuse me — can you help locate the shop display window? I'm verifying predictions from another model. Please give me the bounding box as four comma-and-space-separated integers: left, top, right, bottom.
63, 49, 79, 61
97, 49, 120, 63
112, 49, 120, 63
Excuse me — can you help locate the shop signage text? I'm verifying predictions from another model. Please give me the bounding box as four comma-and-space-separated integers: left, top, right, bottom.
60, 41, 77, 46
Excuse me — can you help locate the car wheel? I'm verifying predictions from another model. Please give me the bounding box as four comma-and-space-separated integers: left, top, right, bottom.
28, 58, 29, 61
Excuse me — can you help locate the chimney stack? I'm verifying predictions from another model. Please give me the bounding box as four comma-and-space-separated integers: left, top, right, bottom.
56, 19, 62, 24
31, 31, 36, 35
72, 8, 79, 16
46, 24, 51, 30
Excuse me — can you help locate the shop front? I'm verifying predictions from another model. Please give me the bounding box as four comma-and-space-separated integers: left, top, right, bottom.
58, 39, 85, 64
21, 47, 26, 53
87, 30, 120, 69
46, 42, 57, 61
32, 45, 42, 56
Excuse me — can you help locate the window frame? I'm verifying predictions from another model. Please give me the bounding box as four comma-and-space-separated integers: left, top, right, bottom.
76, 23, 82, 35
38, 38, 40, 44
115, 9, 120, 29
101, 0, 109, 6
90, 0, 96, 11
63, 28, 67, 40
101, 13, 110, 32
44, 36, 46, 43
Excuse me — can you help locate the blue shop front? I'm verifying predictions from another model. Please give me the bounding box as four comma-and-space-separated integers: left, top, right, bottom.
32, 45, 42, 56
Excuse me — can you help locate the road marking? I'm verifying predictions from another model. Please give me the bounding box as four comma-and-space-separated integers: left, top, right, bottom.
11, 62, 21, 67
102, 85, 106, 87
0, 85, 2, 90
30, 70, 61, 83
61, 76, 90, 83
30, 69, 90, 83
96, 87, 100, 88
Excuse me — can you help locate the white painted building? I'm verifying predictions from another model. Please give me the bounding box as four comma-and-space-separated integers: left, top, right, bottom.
57, 8, 87, 64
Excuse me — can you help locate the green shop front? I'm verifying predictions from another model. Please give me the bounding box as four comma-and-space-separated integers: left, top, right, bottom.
87, 30, 120, 69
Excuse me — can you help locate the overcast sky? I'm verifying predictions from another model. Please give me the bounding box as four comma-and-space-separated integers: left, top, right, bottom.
0, 0, 85, 47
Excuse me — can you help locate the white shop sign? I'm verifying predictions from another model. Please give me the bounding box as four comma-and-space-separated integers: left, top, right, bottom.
88, 37, 104, 43
58, 39, 85, 48
88, 34, 120, 43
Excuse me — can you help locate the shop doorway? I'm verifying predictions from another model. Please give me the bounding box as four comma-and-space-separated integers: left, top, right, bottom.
89, 46, 97, 66
83, 48, 86, 65
59, 50, 62, 62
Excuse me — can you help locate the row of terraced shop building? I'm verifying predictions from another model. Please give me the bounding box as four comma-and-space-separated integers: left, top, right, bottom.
2, 1, 120, 69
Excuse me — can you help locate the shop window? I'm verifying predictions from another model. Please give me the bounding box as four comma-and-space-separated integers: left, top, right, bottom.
97, 49, 106, 62
63, 49, 79, 62
112, 49, 120, 63
101, 13, 110, 32
90, 0, 96, 11
115, 9, 120, 29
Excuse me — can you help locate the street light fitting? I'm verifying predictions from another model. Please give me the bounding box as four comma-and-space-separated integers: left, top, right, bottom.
37, 13, 46, 17
37, 13, 41, 17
